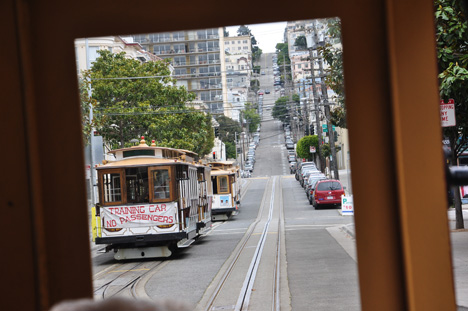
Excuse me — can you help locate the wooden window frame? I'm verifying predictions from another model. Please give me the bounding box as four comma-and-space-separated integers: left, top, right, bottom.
217, 175, 230, 194
148, 166, 174, 203
98, 168, 125, 206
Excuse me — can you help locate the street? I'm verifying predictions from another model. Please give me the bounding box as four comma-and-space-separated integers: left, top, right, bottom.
90, 86, 361, 310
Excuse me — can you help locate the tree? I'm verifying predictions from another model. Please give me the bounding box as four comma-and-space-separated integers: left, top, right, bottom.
320, 18, 346, 128
81, 50, 214, 156
320, 143, 342, 158
243, 103, 261, 133
272, 94, 301, 124
272, 96, 290, 123
435, 0, 468, 228
215, 115, 242, 143
294, 35, 308, 50
237, 25, 262, 62
224, 141, 236, 159
296, 135, 319, 161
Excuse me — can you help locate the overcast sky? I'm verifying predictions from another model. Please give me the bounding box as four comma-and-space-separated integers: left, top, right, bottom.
225, 22, 287, 53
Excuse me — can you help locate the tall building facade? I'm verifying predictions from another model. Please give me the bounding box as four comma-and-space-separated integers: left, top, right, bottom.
133, 28, 227, 114
224, 35, 252, 121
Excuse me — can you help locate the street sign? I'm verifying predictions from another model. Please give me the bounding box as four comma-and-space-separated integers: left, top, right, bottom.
322, 124, 335, 132
310, 146, 316, 153
341, 195, 354, 215
440, 99, 456, 127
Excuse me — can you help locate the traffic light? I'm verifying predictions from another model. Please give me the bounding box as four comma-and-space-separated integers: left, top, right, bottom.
213, 151, 216, 159
214, 127, 219, 137
310, 124, 315, 135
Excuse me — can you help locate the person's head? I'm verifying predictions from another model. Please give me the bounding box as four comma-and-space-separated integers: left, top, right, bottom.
50, 297, 190, 311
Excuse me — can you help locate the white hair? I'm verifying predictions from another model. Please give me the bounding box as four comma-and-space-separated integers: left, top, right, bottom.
50, 298, 190, 311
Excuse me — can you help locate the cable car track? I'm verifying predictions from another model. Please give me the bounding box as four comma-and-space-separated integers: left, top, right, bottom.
200, 176, 285, 311
93, 260, 168, 299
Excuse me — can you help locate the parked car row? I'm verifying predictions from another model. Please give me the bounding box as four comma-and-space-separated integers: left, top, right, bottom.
295, 161, 345, 209
243, 132, 260, 175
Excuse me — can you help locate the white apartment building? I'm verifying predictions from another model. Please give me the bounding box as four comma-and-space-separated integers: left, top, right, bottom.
74, 36, 159, 75
132, 28, 228, 115
224, 35, 252, 121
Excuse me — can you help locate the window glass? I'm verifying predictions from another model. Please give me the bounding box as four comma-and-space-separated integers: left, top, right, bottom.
102, 172, 122, 203
317, 181, 332, 191
219, 176, 229, 193
126, 167, 149, 203
153, 169, 170, 200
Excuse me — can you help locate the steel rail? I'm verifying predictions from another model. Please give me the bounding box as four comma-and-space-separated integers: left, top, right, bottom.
203, 177, 273, 311
234, 176, 277, 311
94, 260, 165, 299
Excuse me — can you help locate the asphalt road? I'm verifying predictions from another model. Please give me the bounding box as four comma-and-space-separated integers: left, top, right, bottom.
90, 53, 360, 310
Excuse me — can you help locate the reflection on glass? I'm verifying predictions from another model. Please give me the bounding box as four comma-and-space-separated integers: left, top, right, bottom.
153, 169, 170, 199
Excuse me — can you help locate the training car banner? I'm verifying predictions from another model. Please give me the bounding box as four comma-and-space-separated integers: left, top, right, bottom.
102, 202, 177, 228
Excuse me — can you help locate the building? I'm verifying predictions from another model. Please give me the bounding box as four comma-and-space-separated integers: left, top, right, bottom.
132, 28, 228, 114
74, 36, 159, 75
224, 35, 252, 121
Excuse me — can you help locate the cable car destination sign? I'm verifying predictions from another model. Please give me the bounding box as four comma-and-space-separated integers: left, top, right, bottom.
440, 99, 456, 127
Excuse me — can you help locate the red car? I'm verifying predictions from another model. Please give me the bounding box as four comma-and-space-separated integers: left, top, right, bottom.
311, 179, 345, 209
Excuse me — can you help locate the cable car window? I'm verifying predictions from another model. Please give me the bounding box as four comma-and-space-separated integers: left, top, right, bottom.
125, 167, 149, 203
101, 171, 122, 203
218, 176, 229, 193
151, 167, 171, 202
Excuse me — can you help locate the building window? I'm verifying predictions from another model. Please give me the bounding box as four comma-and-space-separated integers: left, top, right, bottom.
173, 31, 185, 41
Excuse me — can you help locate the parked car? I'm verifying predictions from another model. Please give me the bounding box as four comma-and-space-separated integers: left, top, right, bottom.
302, 170, 322, 188
289, 161, 297, 174
305, 175, 327, 201
244, 162, 254, 172
311, 179, 346, 209
288, 154, 296, 162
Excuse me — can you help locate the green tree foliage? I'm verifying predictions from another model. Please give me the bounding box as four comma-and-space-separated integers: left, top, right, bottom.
224, 141, 236, 159
294, 35, 308, 50
320, 143, 341, 158
275, 43, 291, 81
320, 18, 346, 128
81, 50, 214, 156
272, 95, 300, 124
296, 135, 318, 160
435, 0, 468, 227
215, 115, 242, 143
436, 0, 468, 156
243, 103, 261, 133
250, 79, 260, 92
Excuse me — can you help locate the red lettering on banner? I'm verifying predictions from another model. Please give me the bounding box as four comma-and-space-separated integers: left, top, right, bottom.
149, 204, 167, 213
106, 219, 117, 227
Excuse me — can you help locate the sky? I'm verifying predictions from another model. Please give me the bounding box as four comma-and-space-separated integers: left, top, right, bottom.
226, 22, 287, 53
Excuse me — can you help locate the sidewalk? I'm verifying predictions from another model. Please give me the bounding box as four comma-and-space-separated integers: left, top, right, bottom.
340, 207, 468, 310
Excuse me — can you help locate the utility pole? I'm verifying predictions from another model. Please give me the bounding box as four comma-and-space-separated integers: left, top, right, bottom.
86, 38, 96, 207
283, 53, 296, 142
317, 25, 339, 180
303, 80, 309, 136
307, 21, 324, 171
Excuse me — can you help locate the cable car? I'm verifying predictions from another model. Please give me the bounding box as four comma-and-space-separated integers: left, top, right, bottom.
92, 137, 212, 260
209, 161, 241, 221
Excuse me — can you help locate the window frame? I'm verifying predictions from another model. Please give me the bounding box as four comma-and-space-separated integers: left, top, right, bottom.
98, 168, 125, 206
148, 165, 174, 203
217, 175, 230, 194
